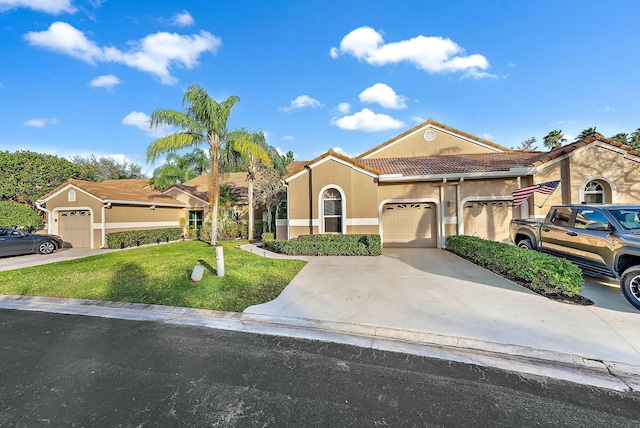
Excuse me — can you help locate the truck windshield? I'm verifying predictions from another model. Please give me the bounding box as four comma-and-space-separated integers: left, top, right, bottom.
608, 209, 640, 230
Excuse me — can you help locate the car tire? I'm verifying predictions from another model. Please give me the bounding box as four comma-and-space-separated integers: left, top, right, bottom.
517, 239, 533, 250
37, 241, 56, 255
620, 266, 640, 310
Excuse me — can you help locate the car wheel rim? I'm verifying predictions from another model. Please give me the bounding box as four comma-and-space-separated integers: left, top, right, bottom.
40, 242, 54, 254
630, 275, 640, 303
518, 242, 528, 248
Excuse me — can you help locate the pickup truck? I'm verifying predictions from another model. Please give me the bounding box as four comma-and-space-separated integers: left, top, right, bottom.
509, 204, 640, 310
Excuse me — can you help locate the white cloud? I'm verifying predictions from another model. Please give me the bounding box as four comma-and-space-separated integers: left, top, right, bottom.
336, 102, 351, 114
410, 116, 426, 123
482, 133, 494, 140
24, 22, 221, 84
122, 111, 172, 137
282, 135, 295, 140
279, 95, 324, 112
564, 134, 575, 142
24, 117, 58, 127
332, 147, 358, 158
331, 26, 492, 78
359, 83, 407, 109
171, 11, 194, 27
508, 62, 516, 68
89, 74, 121, 89
0, 0, 76, 14
329, 47, 339, 59
331, 108, 405, 132
602, 106, 615, 112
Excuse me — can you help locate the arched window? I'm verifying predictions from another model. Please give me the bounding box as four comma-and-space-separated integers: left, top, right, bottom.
322, 188, 343, 233
68, 190, 76, 202
584, 181, 605, 204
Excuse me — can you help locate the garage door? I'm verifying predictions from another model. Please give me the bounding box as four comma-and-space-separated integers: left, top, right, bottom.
58, 210, 91, 248
463, 201, 519, 242
382, 203, 437, 247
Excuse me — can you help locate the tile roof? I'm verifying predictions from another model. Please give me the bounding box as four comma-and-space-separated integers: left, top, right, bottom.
356, 118, 513, 159
39, 178, 185, 205
172, 172, 262, 203
283, 149, 383, 180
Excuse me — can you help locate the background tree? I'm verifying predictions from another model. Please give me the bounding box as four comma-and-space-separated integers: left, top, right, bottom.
628, 128, 640, 150
254, 167, 286, 234
0, 201, 44, 230
0, 150, 97, 212
228, 130, 272, 240
217, 184, 241, 234
150, 149, 209, 190
147, 84, 240, 245
70, 154, 143, 181
578, 127, 597, 139
610, 133, 629, 145
543, 130, 566, 150
514, 136, 537, 151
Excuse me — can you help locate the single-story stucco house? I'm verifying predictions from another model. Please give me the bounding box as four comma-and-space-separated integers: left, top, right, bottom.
277, 119, 640, 248
37, 172, 260, 249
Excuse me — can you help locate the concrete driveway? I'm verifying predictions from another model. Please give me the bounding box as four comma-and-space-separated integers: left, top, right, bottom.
0, 247, 115, 272
245, 248, 640, 366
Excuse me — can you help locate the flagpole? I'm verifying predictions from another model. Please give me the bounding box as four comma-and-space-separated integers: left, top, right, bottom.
535, 191, 553, 209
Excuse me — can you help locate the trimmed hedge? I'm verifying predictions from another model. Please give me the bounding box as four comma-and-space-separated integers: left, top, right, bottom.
106, 228, 183, 249
446, 235, 584, 296
264, 234, 381, 256
0, 201, 43, 230
262, 232, 274, 242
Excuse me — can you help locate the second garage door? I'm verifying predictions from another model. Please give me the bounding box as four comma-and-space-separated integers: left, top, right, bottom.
382, 203, 437, 248
58, 210, 91, 248
463, 201, 519, 242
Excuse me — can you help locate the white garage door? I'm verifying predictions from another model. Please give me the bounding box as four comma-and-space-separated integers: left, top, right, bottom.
58, 210, 91, 248
382, 203, 437, 248
463, 201, 519, 242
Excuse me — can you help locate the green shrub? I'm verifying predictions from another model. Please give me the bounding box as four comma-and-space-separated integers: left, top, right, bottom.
219, 221, 247, 239
0, 201, 44, 230
262, 232, 274, 242
106, 228, 183, 249
446, 235, 584, 296
264, 234, 381, 256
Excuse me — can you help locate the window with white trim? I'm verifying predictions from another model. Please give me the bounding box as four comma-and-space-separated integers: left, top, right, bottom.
188, 210, 204, 229
68, 190, 76, 202
322, 188, 342, 233
584, 181, 605, 204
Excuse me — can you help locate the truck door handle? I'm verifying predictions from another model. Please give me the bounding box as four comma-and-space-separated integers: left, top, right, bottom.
567, 231, 577, 236
542, 228, 550, 232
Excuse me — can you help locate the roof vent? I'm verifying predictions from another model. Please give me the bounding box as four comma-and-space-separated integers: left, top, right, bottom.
424, 130, 435, 141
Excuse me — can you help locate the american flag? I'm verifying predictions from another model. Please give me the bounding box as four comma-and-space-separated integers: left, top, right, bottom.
511, 180, 561, 207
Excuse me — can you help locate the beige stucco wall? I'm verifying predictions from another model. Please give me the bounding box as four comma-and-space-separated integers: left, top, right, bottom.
46, 188, 104, 224
365, 127, 500, 159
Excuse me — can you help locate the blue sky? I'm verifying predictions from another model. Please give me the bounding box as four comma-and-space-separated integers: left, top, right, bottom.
2, 1, 639, 175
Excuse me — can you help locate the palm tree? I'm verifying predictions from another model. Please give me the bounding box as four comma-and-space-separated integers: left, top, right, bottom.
150, 149, 210, 190
543, 130, 566, 150
578, 127, 597, 139
629, 129, 640, 151
147, 84, 240, 245
228, 130, 272, 241
609, 133, 629, 145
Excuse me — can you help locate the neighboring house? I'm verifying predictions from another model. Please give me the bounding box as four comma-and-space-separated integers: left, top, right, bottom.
279, 119, 640, 248
37, 173, 260, 249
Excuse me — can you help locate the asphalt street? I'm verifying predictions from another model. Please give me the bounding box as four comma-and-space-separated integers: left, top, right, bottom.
1, 309, 639, 427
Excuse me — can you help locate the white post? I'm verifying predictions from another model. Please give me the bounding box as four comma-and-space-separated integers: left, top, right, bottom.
215, 245, 225, 277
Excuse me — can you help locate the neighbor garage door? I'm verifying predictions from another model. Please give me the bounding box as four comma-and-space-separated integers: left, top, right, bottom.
463, 201, 519, 242
58, 210, 91, 248
382, 203, 437, 247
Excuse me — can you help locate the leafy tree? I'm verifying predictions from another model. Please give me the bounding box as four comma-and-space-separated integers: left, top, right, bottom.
0, 150, 97, 211
150, 149, 209, 190
578, 127, 597, 139
0, 201, 44, 229
610, 133, 629, 145
217, 184, 241, 233
70, 154, 143, 181
514, 136, 537, 151
254, 167, 286, 233
228, 130, 273, 240
629, 129, 640, 151
147, 84, 240, 245
543, 130, 566, 150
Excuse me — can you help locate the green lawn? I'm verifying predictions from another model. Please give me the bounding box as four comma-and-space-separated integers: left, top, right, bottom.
0, 241, 306, 312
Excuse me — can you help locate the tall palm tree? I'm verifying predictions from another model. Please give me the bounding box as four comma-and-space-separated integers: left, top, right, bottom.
228, 130, 272, 240
543, 130, 566, 150
629, 128, 640, 151
609, 133, 629, 145
147, 84, 240, 245
578, 127, 597, 139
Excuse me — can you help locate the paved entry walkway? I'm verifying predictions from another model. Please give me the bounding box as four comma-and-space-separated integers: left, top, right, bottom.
245, 248, 640, 368
0, 248, 115, 272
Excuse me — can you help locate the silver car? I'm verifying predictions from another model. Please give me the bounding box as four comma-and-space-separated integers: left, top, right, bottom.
0, 227, 64, 257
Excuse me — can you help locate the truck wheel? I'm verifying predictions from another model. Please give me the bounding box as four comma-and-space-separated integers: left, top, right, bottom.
517, 239, 533, 250
620, 266, 640, 310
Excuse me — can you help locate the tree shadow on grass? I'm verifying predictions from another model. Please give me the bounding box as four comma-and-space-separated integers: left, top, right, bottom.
105, 262, 150, 303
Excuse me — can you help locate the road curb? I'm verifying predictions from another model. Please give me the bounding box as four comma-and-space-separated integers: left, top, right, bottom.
1, 294, 638, 392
